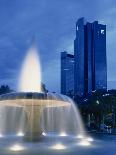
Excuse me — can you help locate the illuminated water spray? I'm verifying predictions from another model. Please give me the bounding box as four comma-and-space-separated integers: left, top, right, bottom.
0, 42, 91, 142
18, 45, 41, 92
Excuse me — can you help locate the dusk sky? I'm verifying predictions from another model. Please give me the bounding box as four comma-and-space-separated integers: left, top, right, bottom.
0, 0, 116, 92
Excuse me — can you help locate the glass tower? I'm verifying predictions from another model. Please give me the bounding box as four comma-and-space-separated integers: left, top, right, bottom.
74, 17, 107, 96
61, 51, 74, 96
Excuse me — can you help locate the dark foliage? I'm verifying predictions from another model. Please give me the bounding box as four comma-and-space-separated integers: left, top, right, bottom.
0, 85, 13, 95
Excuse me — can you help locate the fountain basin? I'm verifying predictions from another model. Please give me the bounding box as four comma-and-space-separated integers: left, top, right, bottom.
0, 92, 71, 107
0, 92, 71, 141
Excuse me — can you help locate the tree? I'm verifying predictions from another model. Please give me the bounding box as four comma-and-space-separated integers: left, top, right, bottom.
41, 83, 48, 93
79, 89, 116, 130
0, 85, 13, 95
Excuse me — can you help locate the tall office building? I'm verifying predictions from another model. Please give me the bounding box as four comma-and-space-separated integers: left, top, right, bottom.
61, 51, 74, 96
74, 17, 107, 96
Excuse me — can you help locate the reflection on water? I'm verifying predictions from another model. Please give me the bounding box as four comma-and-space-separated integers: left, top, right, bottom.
9, 144, 25, 152
0, 134, 115, 155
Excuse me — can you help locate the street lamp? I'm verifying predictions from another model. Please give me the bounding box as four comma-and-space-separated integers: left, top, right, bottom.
96, 100, 99, 104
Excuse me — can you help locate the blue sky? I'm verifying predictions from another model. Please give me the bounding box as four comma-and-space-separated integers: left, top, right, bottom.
0, 0, 116, 92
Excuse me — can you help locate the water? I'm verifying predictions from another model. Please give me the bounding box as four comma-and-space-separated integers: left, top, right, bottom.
0, 92, 86, 138
18, 45, 41, 92
16, 45, 86, 138
0, 45, 92, 154
0, 134, 115, 155
41, 95, 85, 136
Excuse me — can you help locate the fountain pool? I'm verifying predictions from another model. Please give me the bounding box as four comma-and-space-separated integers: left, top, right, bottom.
0, 44, 94, 154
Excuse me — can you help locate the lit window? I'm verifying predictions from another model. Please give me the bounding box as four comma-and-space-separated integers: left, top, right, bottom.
77, 26, 78, 31
63, 69, 69, 71
70, 60, 74, 62
101, 29, 104, 34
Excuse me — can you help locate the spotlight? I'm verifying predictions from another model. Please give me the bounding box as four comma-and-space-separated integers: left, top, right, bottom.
86, 137, 94, 142
10, 144, 24, 151
17, 132, 24, 137
51, 143, 66, 150
59, 132, 67, 137
77, 134, 84, 139
42, 132, 47, 136
79, 140, 91, 146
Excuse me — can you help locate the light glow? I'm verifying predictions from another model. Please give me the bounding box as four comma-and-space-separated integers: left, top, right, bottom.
42, 132, 47, 136
17, 132, 24, 137
96, 100, 99, 104
59, 132, 67, 137
0, 134, 3, 138
101, 29, 104, 34
77, 134, 84, 139
86, 137, 94, 142
19, 45, 41, 92
51, 143, 66, 150
10, 144, 25, 151
79, 140, 91, 146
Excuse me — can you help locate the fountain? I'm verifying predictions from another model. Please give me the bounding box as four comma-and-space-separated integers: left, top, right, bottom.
0, 44, 94, 155
0, 45, 85, 141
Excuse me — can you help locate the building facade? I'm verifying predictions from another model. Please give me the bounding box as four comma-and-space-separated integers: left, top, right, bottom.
61, 51, 74, 96
74, 17, 107, 96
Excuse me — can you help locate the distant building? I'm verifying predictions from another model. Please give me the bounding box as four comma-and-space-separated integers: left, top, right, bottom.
74, 17, 107, 96
61, 51, 74, 96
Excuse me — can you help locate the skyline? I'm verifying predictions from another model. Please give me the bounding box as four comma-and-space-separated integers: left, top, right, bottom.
0, 0, 116, 92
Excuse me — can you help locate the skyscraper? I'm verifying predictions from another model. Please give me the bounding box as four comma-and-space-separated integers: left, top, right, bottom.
61, 51, 74, 96
74, 17, 107, 96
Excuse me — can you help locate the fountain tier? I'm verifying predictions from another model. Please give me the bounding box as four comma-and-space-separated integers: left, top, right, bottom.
0, 92, 70, 141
